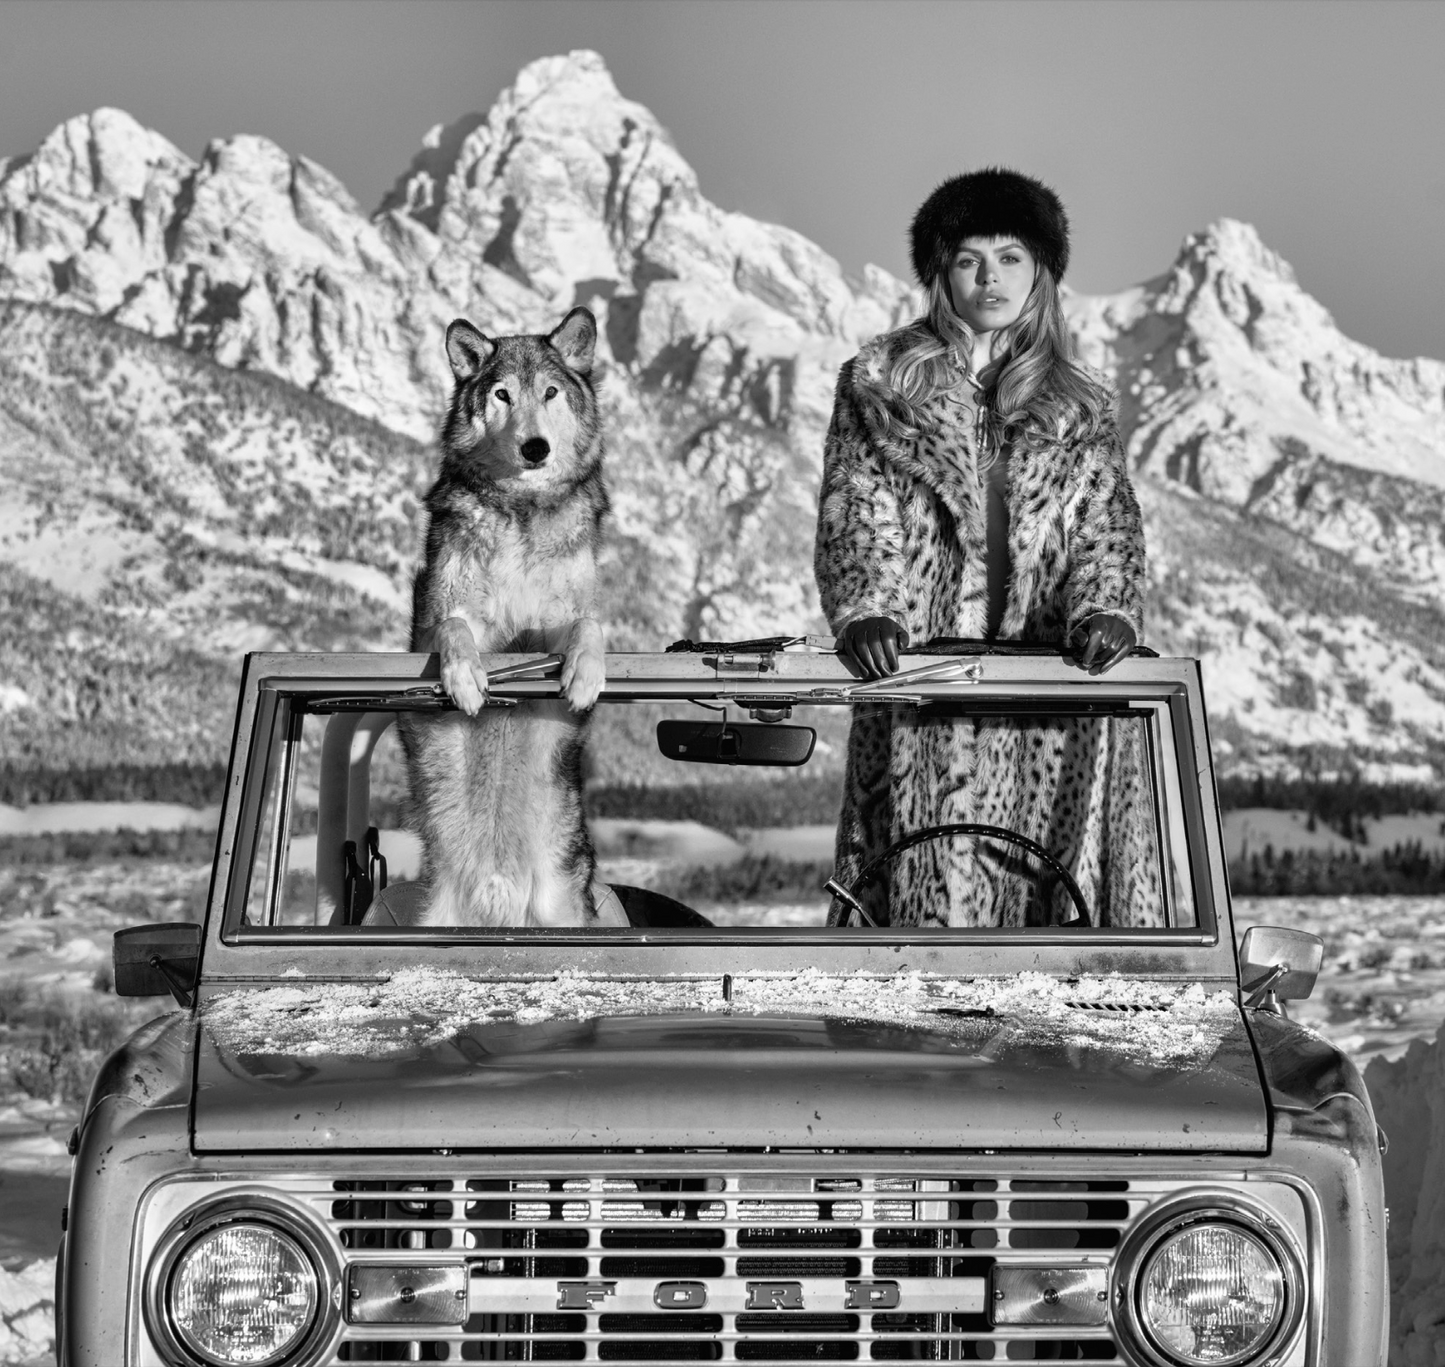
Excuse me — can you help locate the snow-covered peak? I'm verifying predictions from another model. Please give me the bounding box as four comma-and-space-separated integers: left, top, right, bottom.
0, 108, 193, 314
1071, 213, 1445, 487
378, 49, 913, 347
1154, 217, 1353, 374
380, 50, 697, 293
383, 52, 683, 225
1183, 217, 1299, 287
169, 133, 377, 273
3, 107, 189, 201
1066, 214, 1445, 621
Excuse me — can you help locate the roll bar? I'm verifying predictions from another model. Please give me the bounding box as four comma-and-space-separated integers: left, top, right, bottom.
315, 710, 396, 925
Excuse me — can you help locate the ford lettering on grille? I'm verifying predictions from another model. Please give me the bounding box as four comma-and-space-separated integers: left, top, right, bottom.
536, 1276, 977, 1315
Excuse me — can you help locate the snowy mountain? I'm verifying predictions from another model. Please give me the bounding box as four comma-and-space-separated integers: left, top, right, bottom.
1070, 219, 1445, 607
1067, 221, 1445, 777
1, 50, 1442, 780
0, 300, 428, 771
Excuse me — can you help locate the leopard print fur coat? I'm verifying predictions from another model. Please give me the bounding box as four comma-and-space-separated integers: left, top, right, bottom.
814, 333, 1159, 928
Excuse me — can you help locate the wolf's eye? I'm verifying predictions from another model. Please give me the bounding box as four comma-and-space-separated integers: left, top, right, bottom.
493, 388, 511, 405
544, 386, 558, 401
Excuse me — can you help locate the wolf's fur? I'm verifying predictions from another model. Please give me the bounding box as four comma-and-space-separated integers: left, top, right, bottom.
399, 307, 609, 927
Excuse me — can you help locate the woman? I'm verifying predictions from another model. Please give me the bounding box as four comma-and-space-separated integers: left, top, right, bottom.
814, 167, 1157, 928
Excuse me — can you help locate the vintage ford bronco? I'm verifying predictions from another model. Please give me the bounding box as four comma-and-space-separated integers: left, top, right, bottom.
64, 644, 1386, 1365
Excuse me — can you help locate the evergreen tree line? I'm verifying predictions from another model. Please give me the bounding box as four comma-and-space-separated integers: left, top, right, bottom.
6, 765, 1438, 825
1216, 774, 1443, 832
7, 766, 1445, 899
0, 827, 219, 866
585, 779, 845, 831
0, 763, 228, 807
1228, 841, 1445, 896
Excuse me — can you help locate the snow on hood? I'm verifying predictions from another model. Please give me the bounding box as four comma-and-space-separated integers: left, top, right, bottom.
203, 968, 1238, 1067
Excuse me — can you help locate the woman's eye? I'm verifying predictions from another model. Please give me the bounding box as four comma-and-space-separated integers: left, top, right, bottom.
544, 386, 558, 401
493, 388, 511, 404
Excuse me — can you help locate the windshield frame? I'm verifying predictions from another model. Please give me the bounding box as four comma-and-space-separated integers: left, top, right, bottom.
200, 650, 1238, 988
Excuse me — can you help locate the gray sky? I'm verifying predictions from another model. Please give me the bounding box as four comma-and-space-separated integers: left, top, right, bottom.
2, 0, 1441, 360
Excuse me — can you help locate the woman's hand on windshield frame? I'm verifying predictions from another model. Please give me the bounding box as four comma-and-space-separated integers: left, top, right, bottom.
1073, 612, 1136, 674
838, 616, 910, 679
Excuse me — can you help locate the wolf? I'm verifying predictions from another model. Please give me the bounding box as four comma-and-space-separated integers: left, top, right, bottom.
397, 307, 611, 927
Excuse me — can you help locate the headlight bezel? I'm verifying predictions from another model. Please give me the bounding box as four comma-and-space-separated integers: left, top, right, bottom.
144, 1193, 342, 1367
1112, 1192, 1305, 1367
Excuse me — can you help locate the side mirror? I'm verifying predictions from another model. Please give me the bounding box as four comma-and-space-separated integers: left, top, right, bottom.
114, 923, 202, 1008
657, 719, 815, 767
1239, 925, 1323, 1009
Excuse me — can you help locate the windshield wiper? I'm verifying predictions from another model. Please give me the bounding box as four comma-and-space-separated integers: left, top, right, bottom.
804, 658, 983, 703
666, 635, 837, 653
306, 655, 565, 711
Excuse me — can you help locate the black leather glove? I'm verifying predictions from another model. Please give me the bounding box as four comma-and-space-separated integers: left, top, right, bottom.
1072, 612, 1137, 674
837, 616, 910, 679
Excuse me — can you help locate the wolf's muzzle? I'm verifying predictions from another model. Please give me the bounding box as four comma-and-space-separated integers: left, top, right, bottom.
520, 437, 551, 465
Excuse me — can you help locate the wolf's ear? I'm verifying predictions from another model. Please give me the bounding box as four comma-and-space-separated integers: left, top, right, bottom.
548, 307, 597, 376
446, 319, 495, 381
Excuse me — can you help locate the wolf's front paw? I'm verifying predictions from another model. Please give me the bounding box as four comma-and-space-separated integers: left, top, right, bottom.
442, 655, 489, 716
560, 647, 605, 713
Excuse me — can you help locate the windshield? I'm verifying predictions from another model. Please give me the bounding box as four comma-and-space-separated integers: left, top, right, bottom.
235, 682, 1198, 934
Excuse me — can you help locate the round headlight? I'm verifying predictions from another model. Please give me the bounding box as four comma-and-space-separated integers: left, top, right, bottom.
146, 1197, 340, 1367
1136, 1222, 1285, 1366
167, 1221, 318, 1366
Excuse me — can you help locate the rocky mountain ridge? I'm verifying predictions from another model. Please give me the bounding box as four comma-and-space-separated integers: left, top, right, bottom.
0, 55, 915, 441
1, 50, 1443, 778
1070, 219, 1445, 607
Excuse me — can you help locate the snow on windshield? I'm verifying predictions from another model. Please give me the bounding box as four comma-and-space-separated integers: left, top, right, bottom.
204, 968, 1236, 1066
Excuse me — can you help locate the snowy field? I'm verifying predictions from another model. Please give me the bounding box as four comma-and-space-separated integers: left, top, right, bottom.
3, 856, 1442, 1175
3, 842, 1444, 1363
3, 853, 1440, 1177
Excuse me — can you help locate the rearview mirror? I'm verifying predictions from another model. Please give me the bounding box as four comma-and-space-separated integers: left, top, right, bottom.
1239, 925, 1323, 1007
114, 922, 202, 1007
657, 719, 816, 767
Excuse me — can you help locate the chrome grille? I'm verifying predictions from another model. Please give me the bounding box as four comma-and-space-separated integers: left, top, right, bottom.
315, 1171, 1151, 1361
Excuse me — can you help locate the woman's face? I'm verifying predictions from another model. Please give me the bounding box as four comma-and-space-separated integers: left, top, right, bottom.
947, 236, 1037, 338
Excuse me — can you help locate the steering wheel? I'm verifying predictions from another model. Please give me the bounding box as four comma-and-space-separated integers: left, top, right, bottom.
825, 822, 1092, 928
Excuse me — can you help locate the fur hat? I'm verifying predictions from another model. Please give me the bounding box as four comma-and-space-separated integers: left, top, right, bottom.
909, 167, 1070, 287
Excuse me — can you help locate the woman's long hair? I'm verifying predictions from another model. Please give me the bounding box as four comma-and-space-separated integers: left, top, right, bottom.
852, 264, 1112, 453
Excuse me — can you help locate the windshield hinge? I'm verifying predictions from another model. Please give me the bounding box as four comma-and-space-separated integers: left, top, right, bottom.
706, 652, 778, 675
